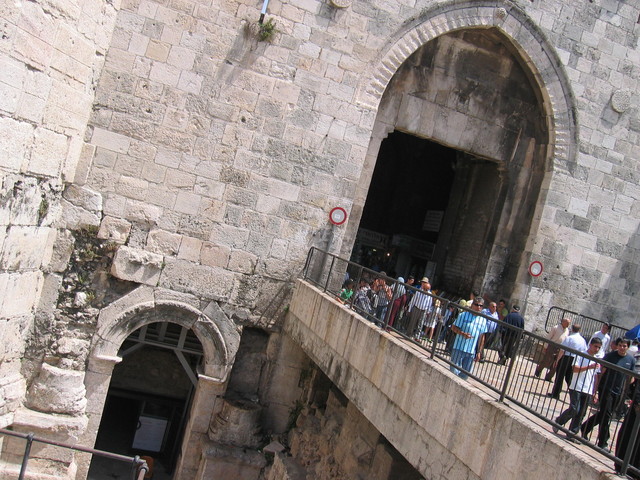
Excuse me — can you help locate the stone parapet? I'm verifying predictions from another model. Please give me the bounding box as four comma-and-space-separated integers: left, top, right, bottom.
286, 280, 614, 480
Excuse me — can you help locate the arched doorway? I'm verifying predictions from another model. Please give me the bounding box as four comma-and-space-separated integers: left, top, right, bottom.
88, 322, 203, 478
348, 4, 577, 306
81, 287, 241, 480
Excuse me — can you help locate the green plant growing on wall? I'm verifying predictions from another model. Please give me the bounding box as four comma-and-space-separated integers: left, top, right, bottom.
37, 197, 49, 224
85, 290, 96, 305
257, 18, 277, 42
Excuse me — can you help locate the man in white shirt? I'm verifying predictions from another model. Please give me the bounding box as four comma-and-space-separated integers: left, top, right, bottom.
535, 317, 571, 380
548, 324, 587, 400
405, 277, 433, 339
553, 337, 602, 439
479, 302, 499, 362
589, 323, 611, 358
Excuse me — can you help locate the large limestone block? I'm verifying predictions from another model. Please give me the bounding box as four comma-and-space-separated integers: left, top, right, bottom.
110, 245, 163, 285
27, 127, 68, 177
159, 258, 234, 300
147, 228, 182, 255
0, 271, 42, 317
97, 215, 131, 244
26, 363, 87, 415
0, 117, 33, 172
197, 441, 266, 480
0, 373, 26, 422
0, 225, 52, 271
46, 230, 75, 272
58, 198, 101, 230
0, 406, 87, 476
62, 184, 103, 212
208, 398, 263, 448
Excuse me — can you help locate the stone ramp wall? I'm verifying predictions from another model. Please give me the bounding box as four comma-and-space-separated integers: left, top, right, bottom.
285, 279, 614, 480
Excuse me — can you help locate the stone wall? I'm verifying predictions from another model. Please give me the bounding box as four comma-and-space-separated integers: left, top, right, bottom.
0, 0, 119, 432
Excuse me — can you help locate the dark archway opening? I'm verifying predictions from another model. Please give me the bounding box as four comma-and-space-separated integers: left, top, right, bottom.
352, 131, 456, 280
352, 130, 498, 296
88, 322, 203, 479
351, 27, 551, 301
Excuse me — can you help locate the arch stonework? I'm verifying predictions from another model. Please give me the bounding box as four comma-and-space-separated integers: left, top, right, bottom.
344, 0, 579, 299
355, 0, 578, 170
78, 286, 241, 479
91, 285, 241, 380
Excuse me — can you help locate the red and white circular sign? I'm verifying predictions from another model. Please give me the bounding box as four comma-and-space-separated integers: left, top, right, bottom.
528, 260, 543, 277
329, 207, 347, 225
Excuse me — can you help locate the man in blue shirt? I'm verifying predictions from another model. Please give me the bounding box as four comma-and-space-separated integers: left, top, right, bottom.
450, 297, 487, 380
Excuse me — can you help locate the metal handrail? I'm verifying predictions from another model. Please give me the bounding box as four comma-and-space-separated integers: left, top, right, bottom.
301, 246, 640, 478
545, 305, 628, 341
0, 428, 148, 480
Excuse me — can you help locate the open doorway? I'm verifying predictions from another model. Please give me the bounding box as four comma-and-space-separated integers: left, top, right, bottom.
88, 322, 203, 479
352, 132, 456, 280
352, 130, 500, 296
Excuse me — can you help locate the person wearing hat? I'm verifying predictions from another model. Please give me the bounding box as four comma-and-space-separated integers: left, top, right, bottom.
450, 296, 487, 380
405, 277, 432, 339
497, 304, 525, 365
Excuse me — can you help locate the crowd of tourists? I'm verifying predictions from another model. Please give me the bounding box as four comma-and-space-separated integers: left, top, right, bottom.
337, 273, 523, 379
538, 317, 640, 474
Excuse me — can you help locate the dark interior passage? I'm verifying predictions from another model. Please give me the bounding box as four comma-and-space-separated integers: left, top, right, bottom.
360, 131, 457, 244
88, 323, 203, 479
352, 130, 502, 297
352, 131, 461, 284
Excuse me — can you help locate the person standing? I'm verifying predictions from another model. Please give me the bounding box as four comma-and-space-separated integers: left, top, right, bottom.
497, 299, 509, 321
479, 301, 499, 361
590, 323, 611, 358
405, 277, 433, 338
553, 337, 602, 439
535, 317, 571, 380
548, 324, 587, 399
581, 338, 635, 450
337, 279, 355, 304
353, 279, 373, 321
386, 276, 407, 330
449, 297, 487, 380
498, 305, 524, 365
372, 274, 392, 325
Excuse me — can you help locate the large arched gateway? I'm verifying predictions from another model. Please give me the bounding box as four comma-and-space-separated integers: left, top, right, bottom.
347, 3, 577, 312
1, 0, 636, 478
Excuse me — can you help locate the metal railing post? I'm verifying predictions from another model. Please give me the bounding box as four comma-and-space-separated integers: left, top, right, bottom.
348, 265, 364, 310
619, 403, 640, 477
499, 329, 522, 403
382, 279, 397, 330
303, 247, 314, 280
18, 433, 34, 480
323, 254, 336, 293
133, 455, 149, 480
430, 301, 447, 359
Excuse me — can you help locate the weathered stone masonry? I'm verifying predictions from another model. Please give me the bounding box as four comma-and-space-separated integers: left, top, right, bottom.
0, 0, 639, 478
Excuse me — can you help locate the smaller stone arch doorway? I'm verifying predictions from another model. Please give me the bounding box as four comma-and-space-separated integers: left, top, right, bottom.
88, 322, 204, 479
82, 287, 240, 480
